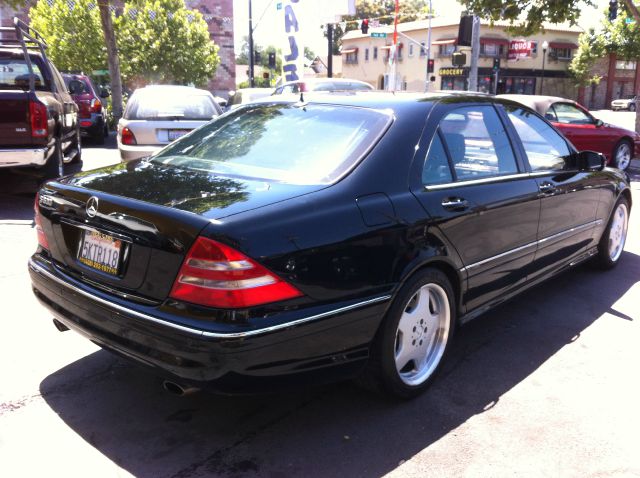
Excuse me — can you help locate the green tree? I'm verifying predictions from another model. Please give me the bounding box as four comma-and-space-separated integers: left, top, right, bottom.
326, 0, 430, 54
29, 0, 106, 74
116, 0, 219, 86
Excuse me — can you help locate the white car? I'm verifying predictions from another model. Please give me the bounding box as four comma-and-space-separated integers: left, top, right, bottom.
117, 85, 222, 161
611, 95, 637, 111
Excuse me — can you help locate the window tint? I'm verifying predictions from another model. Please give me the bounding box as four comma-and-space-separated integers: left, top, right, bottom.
422, 131, 453, 185
551, 103, 593, 125
505, 106, 571, 171
152, 104, 392, 185
0, 57, 48, 90
439, 105, 518, 180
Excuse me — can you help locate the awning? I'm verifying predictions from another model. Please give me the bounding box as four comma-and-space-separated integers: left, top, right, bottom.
549, 42, 578, 49
480, 37, 509, 45
432, 38, 457, 45
340, 48, 358, 54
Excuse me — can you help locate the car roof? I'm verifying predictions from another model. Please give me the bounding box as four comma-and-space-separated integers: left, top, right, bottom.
280, 77, 372, 86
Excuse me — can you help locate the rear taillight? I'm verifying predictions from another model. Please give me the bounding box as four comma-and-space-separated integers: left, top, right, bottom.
90, 98, 102, 113
29, 100, 48, 138
169, 237, 303, 308
34, 194, 49, 250
121, 126, 137, 145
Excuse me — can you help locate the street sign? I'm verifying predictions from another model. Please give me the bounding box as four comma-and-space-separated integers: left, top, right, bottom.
92, 70, 108, 75
371, 32, 387, 38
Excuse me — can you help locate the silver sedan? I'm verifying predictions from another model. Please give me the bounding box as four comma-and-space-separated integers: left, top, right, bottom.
117, 85, 222, 162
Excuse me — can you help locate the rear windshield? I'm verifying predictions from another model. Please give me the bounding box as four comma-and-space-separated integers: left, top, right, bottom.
125, 90, 219, 120
0, 57, 48, 91
150, 103, 392, 185
63, 76, 94, 95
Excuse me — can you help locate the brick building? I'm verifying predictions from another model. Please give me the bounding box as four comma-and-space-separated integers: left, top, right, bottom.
0, 0, 234, 95
578, 54, 640, 110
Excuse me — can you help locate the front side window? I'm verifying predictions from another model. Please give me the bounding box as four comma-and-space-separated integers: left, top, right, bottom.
151, 104, 392, 185
439, 105, 518, 180
505, 105, 571, 171
550, 103, 593, 125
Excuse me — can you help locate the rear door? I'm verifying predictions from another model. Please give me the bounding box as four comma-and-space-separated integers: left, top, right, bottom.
503, 104, 603, 280
411, 102, 540, 312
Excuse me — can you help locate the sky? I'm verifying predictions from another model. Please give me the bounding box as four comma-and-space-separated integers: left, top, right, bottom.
232, 0, 611, 57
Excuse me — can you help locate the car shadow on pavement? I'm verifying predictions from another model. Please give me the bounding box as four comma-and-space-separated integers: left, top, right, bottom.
39, 251, 639, 478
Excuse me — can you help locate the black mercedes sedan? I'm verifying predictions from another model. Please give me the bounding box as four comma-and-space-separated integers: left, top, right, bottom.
29, 93, 631, 398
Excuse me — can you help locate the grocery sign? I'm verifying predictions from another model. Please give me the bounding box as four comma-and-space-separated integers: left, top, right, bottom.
508, 40, 535, 61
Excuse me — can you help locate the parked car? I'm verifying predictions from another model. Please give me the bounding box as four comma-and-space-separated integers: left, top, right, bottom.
117, 85, 222, 161
226, 87, 273, 110
272, 78, 374, 95
498, 94, 639, 170
62, 73, 109, 144
0, 18, 81, 179
611, 94, 637, 111
30, 93, 631, 398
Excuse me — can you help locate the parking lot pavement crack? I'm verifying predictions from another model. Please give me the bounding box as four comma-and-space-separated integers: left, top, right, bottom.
169, 390, 329, 478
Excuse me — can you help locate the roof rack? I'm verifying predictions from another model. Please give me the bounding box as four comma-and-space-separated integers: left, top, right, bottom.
0, 17, 50, 92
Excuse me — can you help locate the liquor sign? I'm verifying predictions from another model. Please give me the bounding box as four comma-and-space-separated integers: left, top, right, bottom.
508, 40, 535, 61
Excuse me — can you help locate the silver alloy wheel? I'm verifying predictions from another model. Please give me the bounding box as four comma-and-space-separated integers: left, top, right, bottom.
608, 202, 629, 262
394, 283, 450, 386
615, 142, 632, 170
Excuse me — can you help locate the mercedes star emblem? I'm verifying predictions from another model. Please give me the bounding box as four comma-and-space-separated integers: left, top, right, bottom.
86, 196, 99, 218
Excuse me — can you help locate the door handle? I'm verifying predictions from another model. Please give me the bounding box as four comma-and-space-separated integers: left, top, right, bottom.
538, 182, 556, 195
441, 197, 469, 211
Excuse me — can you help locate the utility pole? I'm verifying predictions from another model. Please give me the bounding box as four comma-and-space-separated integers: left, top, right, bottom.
468, 14, 480, 91
425, 0, 432, 91
327, 23, 333, 78
248, 0, 255, 88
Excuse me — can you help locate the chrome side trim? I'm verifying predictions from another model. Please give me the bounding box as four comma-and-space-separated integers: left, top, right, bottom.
460, 219, 604, 273
28, 258, 391, 339
424, 173, 531, 190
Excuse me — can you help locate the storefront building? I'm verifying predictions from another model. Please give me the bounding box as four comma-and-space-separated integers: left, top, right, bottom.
341, 17, 582, 99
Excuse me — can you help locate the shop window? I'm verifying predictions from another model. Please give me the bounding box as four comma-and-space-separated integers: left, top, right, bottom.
420, 42, 427, 57
549, 47, 572, 60
373, 47, 378, 60
481, 43, 498, 56
439, 44, 455, 56
616, 60, 636, 70
345, 51, 358, 64
365, 48, 369, 61
409, 44, 414, 57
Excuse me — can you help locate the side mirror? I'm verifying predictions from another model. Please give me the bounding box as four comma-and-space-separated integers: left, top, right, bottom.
576, 150, 605, 171
595, 118, 604, 128
100, 88, 110, 98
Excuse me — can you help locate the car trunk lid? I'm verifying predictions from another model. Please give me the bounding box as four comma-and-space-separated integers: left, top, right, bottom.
121, 119, 210, 146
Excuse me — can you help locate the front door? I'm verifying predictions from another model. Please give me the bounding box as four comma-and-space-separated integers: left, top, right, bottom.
411, 103, 540, 313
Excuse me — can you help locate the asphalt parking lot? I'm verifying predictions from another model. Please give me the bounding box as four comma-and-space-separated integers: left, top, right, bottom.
1, 130, 639, 477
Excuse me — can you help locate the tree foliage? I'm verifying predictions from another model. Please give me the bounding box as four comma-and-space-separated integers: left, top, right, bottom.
116, 0, 219, 86
327, 0, 430, 54
460, 0, 593, 36
29, 0, 106, 73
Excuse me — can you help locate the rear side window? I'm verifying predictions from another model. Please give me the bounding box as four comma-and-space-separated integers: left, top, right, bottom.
505, 106, 571, 171
440, 105, 518, 180
0, 56, 48, 90
422, 132, 453, 185
125, 90, 219, 120
151, 103, 392, 185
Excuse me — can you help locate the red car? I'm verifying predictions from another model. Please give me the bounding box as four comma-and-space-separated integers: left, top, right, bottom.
499, 95, 639, 171
62, 73, 109, 144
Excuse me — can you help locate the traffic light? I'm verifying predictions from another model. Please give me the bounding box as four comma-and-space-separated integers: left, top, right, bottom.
361, 19, 369, 34
254, 50, 261, 63
493, 57, 500, 70
609, 1, 618, 21
427, 58, 434, 73
452, 51, 466, 66
268, 52, 276, 69
457, 15, 473, 47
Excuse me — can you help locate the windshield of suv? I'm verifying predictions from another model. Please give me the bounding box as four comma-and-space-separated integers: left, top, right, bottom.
125, 89, 219, 120
150, 103, 392, 185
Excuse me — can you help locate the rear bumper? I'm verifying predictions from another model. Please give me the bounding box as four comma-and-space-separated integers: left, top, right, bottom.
118, 142, 162, 162
79, 114, 105, 136
29, 255, 389, 393
0, 147, 50, 168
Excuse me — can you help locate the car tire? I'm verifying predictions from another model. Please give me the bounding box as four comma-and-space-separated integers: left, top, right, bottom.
595, 197, 630, 270
92, 128, 105, 145
630, 104, 636, 112
41, 135, 64, 180
613, 140, 632, 171
69, 128, 82, 164
362, 268, 456, 399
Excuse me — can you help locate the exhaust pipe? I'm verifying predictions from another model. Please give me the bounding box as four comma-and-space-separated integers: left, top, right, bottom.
162, 380, 200, 397
52, 318, 69, 332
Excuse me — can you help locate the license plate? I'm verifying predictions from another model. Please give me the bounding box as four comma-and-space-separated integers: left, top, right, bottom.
168, 129, 190, 141
78, 230, 122, 275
